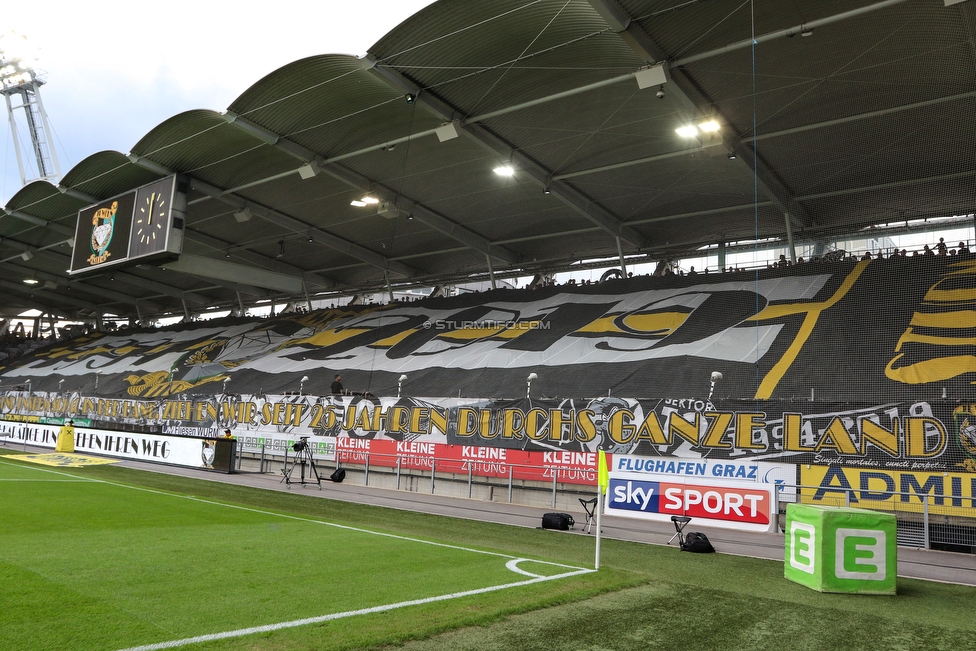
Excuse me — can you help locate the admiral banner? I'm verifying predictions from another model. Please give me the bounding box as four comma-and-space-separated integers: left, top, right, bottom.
799, 465, 976, 519
5, 257, 976, 403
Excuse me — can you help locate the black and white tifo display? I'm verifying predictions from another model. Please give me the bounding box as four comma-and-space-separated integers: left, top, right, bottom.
2, 256, 976, 479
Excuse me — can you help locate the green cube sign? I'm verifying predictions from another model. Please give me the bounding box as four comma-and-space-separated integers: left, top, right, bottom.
784, 503, 897, 595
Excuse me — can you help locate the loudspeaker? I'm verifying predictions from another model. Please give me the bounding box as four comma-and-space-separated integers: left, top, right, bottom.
330, 468, 346, 483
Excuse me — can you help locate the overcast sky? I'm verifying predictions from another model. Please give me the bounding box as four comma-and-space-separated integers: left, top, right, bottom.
1, 0, 437, 204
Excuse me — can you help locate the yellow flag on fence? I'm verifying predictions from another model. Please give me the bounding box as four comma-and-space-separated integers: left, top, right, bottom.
598, 449, 609, 491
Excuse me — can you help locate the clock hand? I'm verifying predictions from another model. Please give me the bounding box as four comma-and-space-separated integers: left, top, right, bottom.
146, 193, 156, 225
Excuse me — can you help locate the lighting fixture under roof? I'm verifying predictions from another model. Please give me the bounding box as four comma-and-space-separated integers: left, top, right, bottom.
698, 120, 721, 132
675, 125, 699, 138
361, 196, 379, 204
350, 200, 368, 207
22, 278, 39, 285
493, 165, 515, 176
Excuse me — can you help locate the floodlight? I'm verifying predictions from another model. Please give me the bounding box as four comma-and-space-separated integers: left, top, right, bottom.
361, 196, 380, 204
350, 200, 368, 207
708, 370, 722, 402
698, 120, 721, 133
22, 278, 38, 285
675, 125, 699, 138
493, 165, 515, 176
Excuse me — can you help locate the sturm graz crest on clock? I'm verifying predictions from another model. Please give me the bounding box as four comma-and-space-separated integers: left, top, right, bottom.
88, 200, 118, 265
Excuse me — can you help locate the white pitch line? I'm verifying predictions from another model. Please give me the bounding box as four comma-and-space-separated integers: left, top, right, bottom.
0, 478, 93, 482
115, 566, 595, 651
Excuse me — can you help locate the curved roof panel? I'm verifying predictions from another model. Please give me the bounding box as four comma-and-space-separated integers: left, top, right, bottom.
0, 0, 973, 322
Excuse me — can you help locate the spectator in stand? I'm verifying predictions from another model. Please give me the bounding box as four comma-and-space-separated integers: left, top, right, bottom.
959, 242, 971, 255
861, 251, 873, 260
688, 266, 698, 275
924, 245, 934, 255
936, 237, 948, 255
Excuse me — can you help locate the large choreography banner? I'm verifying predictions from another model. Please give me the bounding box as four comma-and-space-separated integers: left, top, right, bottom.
3, 392, 975, 475
0, 257, 974, 402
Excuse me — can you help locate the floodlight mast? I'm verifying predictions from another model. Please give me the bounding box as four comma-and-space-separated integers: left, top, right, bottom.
0, 31, 61, 186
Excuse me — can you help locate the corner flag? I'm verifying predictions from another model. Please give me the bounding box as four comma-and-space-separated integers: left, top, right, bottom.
598, 449, 608, 491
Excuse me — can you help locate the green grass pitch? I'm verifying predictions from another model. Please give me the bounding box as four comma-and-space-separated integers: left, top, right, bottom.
2, 450, 976, 651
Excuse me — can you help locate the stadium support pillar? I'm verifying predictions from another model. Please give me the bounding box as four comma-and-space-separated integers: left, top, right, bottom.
182, 299, 191, 322
94, 312, 103, 332
486, 254, 497, 290
617, 237, 627, 277
785, 213, 797, 263
718, 241, 726, 270
0, 319, 7, 336
236, 291, 245, 316
32, 315, 40, 339
303, 280, 312, 312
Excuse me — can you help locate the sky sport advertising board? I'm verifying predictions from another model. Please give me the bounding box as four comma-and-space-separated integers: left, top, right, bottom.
605, 472, 778, 533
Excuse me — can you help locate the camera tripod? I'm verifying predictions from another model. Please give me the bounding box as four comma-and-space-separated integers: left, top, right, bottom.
281, 438, 322, 489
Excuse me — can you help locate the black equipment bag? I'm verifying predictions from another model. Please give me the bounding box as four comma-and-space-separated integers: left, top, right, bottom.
330, 468, 346, 483
542, 512, 574, 530
680, 531, 715, 553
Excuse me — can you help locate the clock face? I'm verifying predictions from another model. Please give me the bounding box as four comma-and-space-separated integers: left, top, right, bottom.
129, 178, 174, 259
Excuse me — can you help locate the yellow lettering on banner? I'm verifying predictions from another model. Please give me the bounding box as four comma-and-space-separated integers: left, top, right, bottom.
307, 404, 324, 428
342, 406, 357, 431
428, 407, 448, 435
783, 413, 814, 451
456, 408, 478, 437
162, 401, 182, 420
735, 413, 766, 450
409, 408, 429, 435
548, 409, 569, 441
576, 409, 597, 442
501, 409, 525, 439
815, 418, 859, 454
668, 412, 700, 446
288, 403, 305, 427
193, 402, 208, 422
608, 409, 636, 445
701, 412, 732, 448
524, 408, 549, 440
369, 407, 387, 431
260, 402, 273, 426
318, 406, 337, 430
242, 402, 258, 425
906, 417, 946, 457
479, 409, 496, 439
634, 411, 668, 445
355, 406, 373, 431
860, 418, 899, 456
388, 406, 410, 434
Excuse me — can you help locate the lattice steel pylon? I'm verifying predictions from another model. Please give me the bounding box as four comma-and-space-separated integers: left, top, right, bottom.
0, 31, 60, 186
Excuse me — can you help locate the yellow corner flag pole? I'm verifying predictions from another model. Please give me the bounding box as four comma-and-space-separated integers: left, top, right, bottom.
596, 449, 609, 569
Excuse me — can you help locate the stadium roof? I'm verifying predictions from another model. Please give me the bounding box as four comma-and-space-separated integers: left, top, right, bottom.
1, 0, 974, 321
